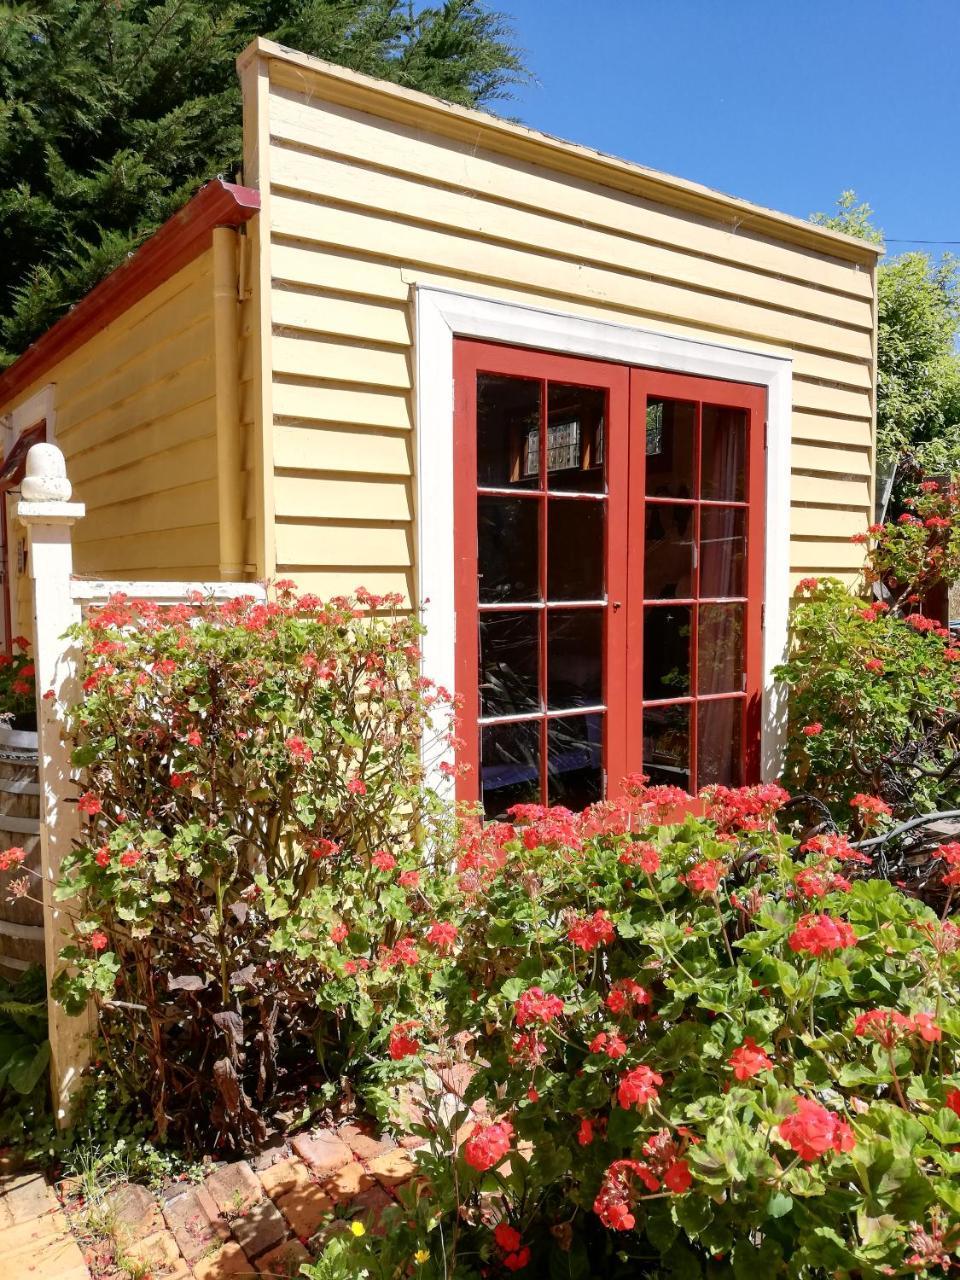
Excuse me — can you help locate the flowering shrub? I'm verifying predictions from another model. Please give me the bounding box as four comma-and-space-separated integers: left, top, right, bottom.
777, 480, 960, 828
307, 782, 960, 1279
777, 577, 960, 823
858, 481, 960, 610
0, 634, 36, 727
42, 585, 453, 1148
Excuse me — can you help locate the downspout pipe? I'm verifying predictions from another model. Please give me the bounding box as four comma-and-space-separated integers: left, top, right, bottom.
212, 226, 245, 581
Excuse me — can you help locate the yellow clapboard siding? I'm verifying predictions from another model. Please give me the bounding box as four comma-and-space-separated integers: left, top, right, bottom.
75, 525, 220, 573
57, 318, 216, 435
791, 442, 872, 478
792, 413, 873, 449
54, 269, 213, 410
77, 480, 218, 542
74, 437, 218, 511
791, 506, 868, 538
273, 380, 412, 429
272, 239, 410, 300
275, 520, 413, 567
270, 194, 874, 361
272, 285, 411, 345
269, 86, 874, 300
276, 567, 414, 602
792, 472, 871, 509
792, 378, 873, 420
790, 538, 869, 571
58, 364, 215, 458
272, 334, 411, 388
274, 423, 411, 474
274, 473, 412, 521
67, 398, 217, 486
269, 236, 871, 394
269, 144, 874, 332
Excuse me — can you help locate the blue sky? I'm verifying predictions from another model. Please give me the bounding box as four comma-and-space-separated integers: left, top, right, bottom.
499, 0, 959, 256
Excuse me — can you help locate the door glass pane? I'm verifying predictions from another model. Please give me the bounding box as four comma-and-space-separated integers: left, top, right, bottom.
547, 609, 603, 710
699, 507, 746, 598
698, 699, 743, 787
477, 374, 542, 489
481, 719, 541, 819
698, 604, 745, 695
701, 405, 747, 501
547, 384, 606, 493
547, 499, 604, 600
643, 604, 691, 699
645, 399, 696, 499
643, 703, 690, 790
547, 713, 603, 808
478, 496, 539, 603
644, 504, 694, 599
480, 612, 540, 717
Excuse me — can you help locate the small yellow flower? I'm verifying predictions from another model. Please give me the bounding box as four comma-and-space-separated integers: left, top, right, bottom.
350, 1220, 366, 1237
414, 1249, 430, 1264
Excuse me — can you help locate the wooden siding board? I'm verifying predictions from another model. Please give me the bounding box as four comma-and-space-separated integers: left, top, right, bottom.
270, 193, 874, 361
274, 423, 411, 475
272, 381, 412, 430
268, 85, 875, 298
269, 143, 874, 331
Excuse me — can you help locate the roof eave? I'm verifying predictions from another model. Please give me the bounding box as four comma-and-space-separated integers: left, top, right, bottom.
0, 179, 260, 410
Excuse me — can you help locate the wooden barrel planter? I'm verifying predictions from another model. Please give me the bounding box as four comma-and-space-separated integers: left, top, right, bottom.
0, 724, 42, 977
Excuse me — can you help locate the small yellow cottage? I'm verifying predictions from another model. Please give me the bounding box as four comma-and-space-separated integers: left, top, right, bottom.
0, 37, 881, 816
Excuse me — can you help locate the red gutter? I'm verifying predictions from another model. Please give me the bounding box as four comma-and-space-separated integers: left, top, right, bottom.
0, 179, 260, 408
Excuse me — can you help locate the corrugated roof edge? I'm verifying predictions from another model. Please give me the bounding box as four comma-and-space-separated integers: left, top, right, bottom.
239, 36, 881, 268
0, 178, 260, 410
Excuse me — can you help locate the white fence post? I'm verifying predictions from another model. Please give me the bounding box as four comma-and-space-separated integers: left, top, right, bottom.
17, 443, 91, 1124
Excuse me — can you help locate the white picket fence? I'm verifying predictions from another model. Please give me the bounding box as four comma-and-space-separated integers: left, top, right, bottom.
19, 446, 266, 1121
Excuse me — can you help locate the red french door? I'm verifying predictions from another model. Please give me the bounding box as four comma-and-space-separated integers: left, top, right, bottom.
453, 341, 765, 819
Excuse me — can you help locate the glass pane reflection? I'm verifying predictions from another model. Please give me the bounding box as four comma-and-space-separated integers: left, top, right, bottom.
547, 714, 603, 809
643, 703, 689, 790
701, 405, 746, 502
480, 612, 540, 716
477, 374, 541, 489
547, 610, 602, 710
546, 384, 606, 492
547, 500, 604, 600
698, 699, 743, 787
481, 719, 541, 819
643, 605, 691, 700
478, 496, 539, 603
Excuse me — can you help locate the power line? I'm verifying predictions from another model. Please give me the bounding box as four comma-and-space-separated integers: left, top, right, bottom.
884, 238, 960, 245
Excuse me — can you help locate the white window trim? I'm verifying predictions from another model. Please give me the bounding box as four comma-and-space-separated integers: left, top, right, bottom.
415, 286, 792, 797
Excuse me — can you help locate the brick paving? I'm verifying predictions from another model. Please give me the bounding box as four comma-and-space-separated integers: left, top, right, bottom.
0, 1120, 421, 1280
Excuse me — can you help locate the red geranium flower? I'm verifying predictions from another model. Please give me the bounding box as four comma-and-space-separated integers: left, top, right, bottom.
284, 735, 313, 763
606, 979, 651, 1016
945, 1089, 960, 1119
617, 1064, 662, 1110
494, 1224, 522, 1253
728, 1037, 773, 1081
577, 1118, 595, 1146
779, 1097, 855, 1161
77, 792, 101, 817
372, 850, 397, 871
801, 723, 823, 737
89, 930, 109, 952
388, 1021, 420, 1060
589, 1031, 628, 1059
567, 909, 616, 952
330, 922, 349, 944
788, 913, 856, 957
514, 986, 564, 1028
463, 1119, 514, 1172
425, 921, 457, 952
681, 860, 725, 894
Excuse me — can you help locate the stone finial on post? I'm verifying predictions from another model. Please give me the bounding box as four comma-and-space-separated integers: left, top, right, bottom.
17, 442, 91, 1124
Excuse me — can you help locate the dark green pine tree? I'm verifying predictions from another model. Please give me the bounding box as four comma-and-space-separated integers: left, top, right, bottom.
0, 1, 527, 365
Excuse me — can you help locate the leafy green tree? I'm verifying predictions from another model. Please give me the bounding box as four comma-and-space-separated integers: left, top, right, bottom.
812, 191, 960, 475
0, 1, 527, 366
